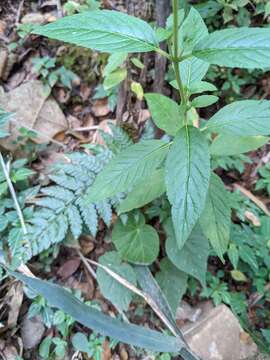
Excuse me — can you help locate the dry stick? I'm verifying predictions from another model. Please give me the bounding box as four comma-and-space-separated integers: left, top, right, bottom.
15, 0, 25, 24
77, 250, 131, 325
233, 183, 270, 216
0, 153, 34, 278
86, 258, 179, 338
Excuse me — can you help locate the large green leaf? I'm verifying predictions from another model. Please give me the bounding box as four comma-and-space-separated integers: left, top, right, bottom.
96, 251, 136, 311
145, 94, 183, 135
112, 213, 159, 265
199, 173, 231, 259
10, 271, 185, 353
165, 126, 210, 249
178, 7, 209, 88
155, 258, 188, 315
210, 134, 269, 156
164, 218, 209, 286
205, 100, 270, 136
179, 7, 208, 55
87, 140, 169, 202
33, 10, 159, 53
194, 28, 270, 69
134, 265, 180, 336
117, 168, 166, 214
179, 57, 209, 88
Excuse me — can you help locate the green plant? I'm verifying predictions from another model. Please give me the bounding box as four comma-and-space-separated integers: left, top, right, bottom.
5, 1, 270, 358
32, 56, 79, 94
256, 163, 270, 196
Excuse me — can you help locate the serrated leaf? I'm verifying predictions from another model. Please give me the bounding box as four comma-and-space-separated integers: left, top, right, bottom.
177, 7, 209, 88
165, 126, 210, 249
155, 258, 188, 315
228, 243, 239, 269
87, 140, 169, 203
67, 205, 82, 239
199, 173, 231, 259
179, 7, 208, 55
112, 213, 159, 265
145, 94, 183, 135
10, 271, 186, 353
191, 95, 218, 108
164, 218, 209, 286
33, 10, 159, 53
205, 100, 270, 136
210, 134, 269, 156
117, 168, 166, 214
194, 27, 270, 69
230, 270, 247, 282
96, 251, 136, 311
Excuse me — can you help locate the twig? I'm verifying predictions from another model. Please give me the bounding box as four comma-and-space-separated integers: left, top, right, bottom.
77, 250, 97, 279
56, 0, 63, 17
233, 183, 270, 216
0, 153, 27, 235
72, 126, 99, 132
87, 258, 179, 337
15, 0, 25, 24
0, 152, 35, 277
248, 282, 270, 307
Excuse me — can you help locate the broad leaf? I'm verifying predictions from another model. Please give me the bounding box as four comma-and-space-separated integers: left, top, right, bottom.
10, 271, 185, 353
96, 251, 136, 311
164, 218, 209, 286
205, 100, 270, 136
189, 81, 217, 95
134, 265, 180, 337
178, 7, 209, 88
179, 7, 208, 54
145, 94, 183, 135
199, 173, 231, 259
210, 134, 269, 156
191, 95, 218, 108
112, 213, 159, 265
155, 258, 188, 315
117, 168, 166, 214
87, 140, 169, 202
33, 10, 159, 53
179, 57, 209, 88
194, 28, 270, 69
165, 126, 210, 249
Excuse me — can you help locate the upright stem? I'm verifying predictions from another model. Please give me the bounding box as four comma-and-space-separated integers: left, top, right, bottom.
172, 0, 186, 108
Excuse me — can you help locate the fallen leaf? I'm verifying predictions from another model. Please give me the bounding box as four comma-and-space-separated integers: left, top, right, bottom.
92, 99, 111, 117
57, 258, 81, 280
0, 80, 68, 150
6, 281, 24, 328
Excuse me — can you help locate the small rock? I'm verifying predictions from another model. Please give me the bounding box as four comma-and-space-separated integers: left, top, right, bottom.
176, 300, 202, 323
183, 304, 258, 360
0, 49, 8, 79
21, 13, 46, 24
21, 315, 45, 349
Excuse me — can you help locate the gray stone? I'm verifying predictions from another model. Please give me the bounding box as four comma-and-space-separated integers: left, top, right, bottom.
21, 13, 46, 24
21, 315, 45, 349
0, 49, 7, 79
183, 304, 258, 360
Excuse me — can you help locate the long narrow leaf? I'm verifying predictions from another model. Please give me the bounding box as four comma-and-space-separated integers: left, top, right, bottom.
10, 271, 184, 353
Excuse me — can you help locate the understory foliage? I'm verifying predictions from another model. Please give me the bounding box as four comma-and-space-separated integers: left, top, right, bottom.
1, 0, 270, 359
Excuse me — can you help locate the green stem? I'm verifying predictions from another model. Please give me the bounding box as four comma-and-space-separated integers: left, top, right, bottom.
172, 0, 186, 110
